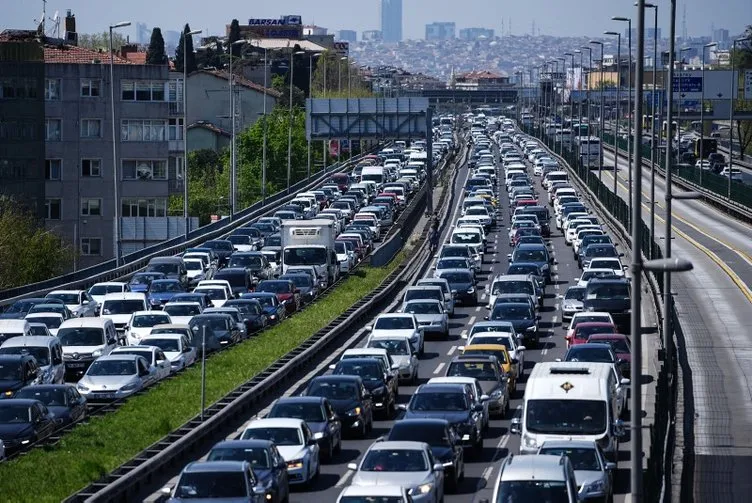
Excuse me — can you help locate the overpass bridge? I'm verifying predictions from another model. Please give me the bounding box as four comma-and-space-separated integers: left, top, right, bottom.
401, 87, 518, 105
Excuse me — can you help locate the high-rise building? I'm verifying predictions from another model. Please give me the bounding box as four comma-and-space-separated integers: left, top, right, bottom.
425, 22, 455, 41
381, 0, 402, 43
362, 30, 383, 42
337, 30, 357, 42
459, 28, 494, 40
136, 22, 150, 44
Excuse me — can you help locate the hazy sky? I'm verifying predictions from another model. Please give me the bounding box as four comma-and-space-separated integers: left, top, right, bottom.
6, 0, 751, 40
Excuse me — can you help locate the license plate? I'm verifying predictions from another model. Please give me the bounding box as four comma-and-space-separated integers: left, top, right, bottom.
67, 363, 86, 368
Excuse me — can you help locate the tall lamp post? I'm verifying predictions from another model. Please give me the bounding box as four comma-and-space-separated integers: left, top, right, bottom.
729, 36, 752, 198
643, 3, 659, 252
182, 28, 202, 239
306, 53, 321, 179
287, 50, 306, 192
228, 39, 248, 217
564, 52, 575, 150
604, 31, 622, 195
699, 43, 717, 186
676, 47, 691, 166
341, 56, 352, 98
590, 40, 605, 181
109, 21, 130, 266
256, 42, 269, 204
581, 46, 593, 127
556, 57, 566, 155
613, 16, 633, 234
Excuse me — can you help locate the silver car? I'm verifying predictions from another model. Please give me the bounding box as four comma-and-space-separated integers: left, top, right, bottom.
537, 440, 616, 502
400, 299, 449, 339
46, 290, 98, 318
367, 336, 419, 383
76, 354, 157, 400
559, 286, 586, 322
347, 441, 445, 503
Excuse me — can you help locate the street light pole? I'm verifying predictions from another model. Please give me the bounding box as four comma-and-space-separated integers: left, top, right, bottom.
700, 43, 717, 187
288, 50, 305, 192
581, 46, 593, 128
182, 28, 201, 239
729, 37, 752, 198
605, 31, 621, 196
307, 53, 321, 180
108, 21, 130, 267
557, 57, 566, 156
590, 40, 605, 181
613, 16, 633, 233
261, 45, 268, 204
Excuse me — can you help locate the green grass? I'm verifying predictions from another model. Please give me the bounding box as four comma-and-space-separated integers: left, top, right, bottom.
0, 259, 402, 503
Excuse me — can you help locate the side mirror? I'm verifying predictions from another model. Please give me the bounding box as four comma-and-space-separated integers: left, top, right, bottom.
365, 325, 373, 331
510, 417, 522, 435
621, 378, 631, 386
160, 486, 173, 496
606, 462, 617, 471
507, 253, 512, 259
517, 345, 526, 351
480, 394, 490, 402
347, 463, 358, 471
433, 463, 444, 472
555, 358, 562, 362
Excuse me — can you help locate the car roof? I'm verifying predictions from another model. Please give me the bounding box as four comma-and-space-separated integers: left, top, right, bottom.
211, 439, 274, 450
367, 440, 428, 451
574, 322, 616, 328
245, 417, 305, 428
96, 354, 144, 362
274, 396, 325, 406
0, 398, 39, 407
0, 335, 58, 348
183, 461, 248, 473
418, 382, 469, 393
500, 454, 568, 482
339, 485, 407, 497
568, 343, 614, 351
48, 290, 84, 295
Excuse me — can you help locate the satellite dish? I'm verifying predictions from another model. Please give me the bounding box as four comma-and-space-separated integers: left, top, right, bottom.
136, 163, 153, 179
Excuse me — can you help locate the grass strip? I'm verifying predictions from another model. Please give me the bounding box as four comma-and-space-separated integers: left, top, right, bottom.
0, 258, 402, 503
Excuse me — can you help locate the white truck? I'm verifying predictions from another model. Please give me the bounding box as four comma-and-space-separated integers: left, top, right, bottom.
280, 219, 339, 289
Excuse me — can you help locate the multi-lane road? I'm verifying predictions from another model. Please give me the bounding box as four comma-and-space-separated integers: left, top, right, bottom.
143, 128, 650, 503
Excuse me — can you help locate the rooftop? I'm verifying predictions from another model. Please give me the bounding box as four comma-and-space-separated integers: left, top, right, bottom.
197, 69, 282, 98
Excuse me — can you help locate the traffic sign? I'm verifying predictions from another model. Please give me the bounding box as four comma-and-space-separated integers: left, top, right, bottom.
745, 70, 752, 100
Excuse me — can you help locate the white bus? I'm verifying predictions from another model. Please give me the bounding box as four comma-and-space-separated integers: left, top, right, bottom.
510, 361, 626, 461
575, 136, 602, 169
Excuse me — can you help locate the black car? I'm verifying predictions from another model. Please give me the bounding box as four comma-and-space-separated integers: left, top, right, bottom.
232, 227, 264, 249
188, 314, 241, 352
224, 299, 268, 331
386, 418, 465, 491
251, 222, 277, 237
241, 293, 286, 324
0, 298, 52, 321
266, 396, 342, 461
400, 383, 484, 452
488, 302, 539, 347
214, 268, 253, 298
580, 243, 621, 269
279, 274, 318, 305
168, 292, 213, 310
203, 240, 235, 267
229, 252, 274, 282
0, 399, 57, 453
582, 277, 632, 332
303, 375, 373, 438
577, 234, 614, 262
14, 385, 87, 426
331, 358, 394, 419
437, 269, 477, 306
564, 343, 619, 365
206, 439, 290, 503
0, 355, 40, 399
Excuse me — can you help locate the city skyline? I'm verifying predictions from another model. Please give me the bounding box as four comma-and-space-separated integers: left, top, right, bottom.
6, 0, 750, 41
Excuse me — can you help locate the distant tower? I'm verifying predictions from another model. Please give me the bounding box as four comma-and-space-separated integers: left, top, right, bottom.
681, 5, 687, 40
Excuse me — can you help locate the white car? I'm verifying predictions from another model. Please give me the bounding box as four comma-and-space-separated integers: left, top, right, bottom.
183, 258, 208, 286
336, 485, 411, 503
161, 302, 202, 325
111, 345, 171, 381
240, 418, 320, 485
87, 282, 129, 304
124, 311, 172, 346
467, 331, 526, 379
367, 313, 424, 355
46, 290, 98, 317
24, 312, 65, 336
367, 336, 420, 383
576, 268, 618, 287
347, 441, 445, 503
587, 258, 627, 278
76, 354, 157, 400
141, 334, 196, 372
193, 286, 230, 308
567, 312, 616, 339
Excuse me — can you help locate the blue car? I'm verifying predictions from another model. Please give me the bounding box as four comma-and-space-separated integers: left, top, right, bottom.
241, 292, 286, 324
509, 243, 552, 284
128, 272, 167, 294
147, 279, 185, 308
489, 301, 540, 347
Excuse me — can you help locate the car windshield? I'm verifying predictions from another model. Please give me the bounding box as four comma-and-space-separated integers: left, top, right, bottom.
368, 339, 410, 356
132, 315, 170, 327
360, 449, 428, 472
247, 296, 274, 308
284, 248, 328, 266
586, 284, 630, 300
46, 293, 80, 304
334, 362, 382, 380
404, 302, 442, 315
89, 284, 124, 296
164, 304, 201, 317
492, 304, 533, 319
191, 318, 228, 332
28, 316, 63, 328
143, 338, 181, 352
174, 471, 248, 499
586, 246, 617, 258
195, 288, 227, 300
575, 325, 615, 339
437, 258, 468, 270
257, 282, 290, 294
28, 305, 63, 315
526, 399, 607, 435
228, 236, 250, 245
102, 300, 144, 314
447, 361, 497, 380
0, 404, 31, 423
513, 250, 547, 262
411, 391, 469, 411
566, 347, 614, 363
507, 265, 539, 276
571, 315, 610, 327
374, 317, 414, 330
565, 288, 586, 301
441, 247, 468, 259
215, 273, 248, 288
539, 447, 601, 471
464, 349, 507, 364
265, 235, 281, 247
207, 447, 270, 469
0, 346, 50, 366
241, 427, 302, 446
405, 290, 441, 302
87, 360, 137, 376
440, 272, 472, 283
389, 423, 450, 446
0, 360, 22, 380
147, 264, 179, 275
599, 338, 630, 353
451, 232, 480, 244
58, 328, 104, 347
269, 402, 325, 422
492, 281, 533, 296
15, 387, 68, 406
339, 497, 404, 503
282, 276, 311, 288
150, 282, 182, 293
185, 261, 202, 271
307, 380, 358, 400
496, 481, 570, 503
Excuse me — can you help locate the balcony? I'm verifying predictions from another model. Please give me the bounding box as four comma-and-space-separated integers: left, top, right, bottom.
168, 101, 184, 115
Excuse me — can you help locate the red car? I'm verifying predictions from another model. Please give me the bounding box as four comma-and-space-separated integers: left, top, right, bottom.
588, 333, 632, 377
511, 227, 542, 248
255, 279, 300, 315
565, 322, 618, 349
514, 199, 538, 210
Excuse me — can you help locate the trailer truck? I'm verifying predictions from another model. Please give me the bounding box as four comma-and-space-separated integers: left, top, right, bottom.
280, 219, 339, 289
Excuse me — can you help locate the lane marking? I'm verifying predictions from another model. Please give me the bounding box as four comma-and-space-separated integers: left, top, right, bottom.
335, 469, 354, 487
482, 466, 494, 482
447, 345, 457, 356
468, 315, 477, 325
460, 329, 468, 339
433, 362, 446, 374
475, 306, 482, 312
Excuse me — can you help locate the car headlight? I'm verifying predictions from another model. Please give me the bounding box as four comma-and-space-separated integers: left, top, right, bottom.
313, 432, 325, 439
585, 479, 606, 493
526, 325, 537, 332
467, 287, 475, 294
347, 407, 362, 416
286, 459, 304, 469
523, 434, 538, 448
412, 483, 434, 495
119, 381, 140, 392
491, 389, 503, 398
91, 348, 103, 358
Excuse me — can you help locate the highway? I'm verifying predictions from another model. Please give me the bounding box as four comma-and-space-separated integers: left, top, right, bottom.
141, 129, 651, 503
599, 147, 752, 501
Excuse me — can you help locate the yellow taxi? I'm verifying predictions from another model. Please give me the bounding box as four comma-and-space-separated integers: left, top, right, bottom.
474, 192, 498, 207
459, 344, 517, 393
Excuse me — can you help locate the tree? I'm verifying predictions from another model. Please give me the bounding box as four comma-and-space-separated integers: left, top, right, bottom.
175, 24, 198, 74
271, 74, 305, 109
228, 19, 241, 57
310, 50, 374, 98
168, 149, 230, 225
77, 31, 126, 51
0, 198, 73, 289
731, 25, 752, 156
196, 43, 222, 69
146, 27, 167, 65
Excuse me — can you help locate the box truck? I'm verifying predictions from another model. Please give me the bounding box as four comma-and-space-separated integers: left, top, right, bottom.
280, 219, 339, 289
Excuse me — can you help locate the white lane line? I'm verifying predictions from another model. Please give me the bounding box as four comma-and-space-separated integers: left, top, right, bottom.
482, 466, 494, 482
469, 315, 477, 325
335, 469, 355, 487
552, 315, 558, 324
475, 306, 482, 312
541, 348, 548, 356
433, 362, 446, 374
447, 345, 457, 356
497, 434, 510, 449
480, 293, 487, 300
460, 330, 468, 339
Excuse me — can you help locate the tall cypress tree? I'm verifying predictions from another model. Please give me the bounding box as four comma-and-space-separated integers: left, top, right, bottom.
228, 19, 241, 57
146, 27, 167, 65
175, 24, 198, 74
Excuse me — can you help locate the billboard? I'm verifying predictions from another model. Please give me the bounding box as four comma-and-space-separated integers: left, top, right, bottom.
333, 42, 349, 56
245, 15, 303, 39
672, 70, 739, 100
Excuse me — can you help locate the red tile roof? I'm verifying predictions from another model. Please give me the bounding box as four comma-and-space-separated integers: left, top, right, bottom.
458, 70, 506, 80
198, 69, 281, 98
123, 51, 147, 64
43, 43, 133, 64
187, 121, 231, 137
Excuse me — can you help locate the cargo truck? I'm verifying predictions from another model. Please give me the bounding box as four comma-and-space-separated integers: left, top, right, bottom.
280, 219, 339, 289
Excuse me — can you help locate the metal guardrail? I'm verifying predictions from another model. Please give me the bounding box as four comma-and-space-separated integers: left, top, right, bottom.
0, 151, 384, 306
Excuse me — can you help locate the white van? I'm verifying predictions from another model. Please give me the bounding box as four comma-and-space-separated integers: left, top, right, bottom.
450, 227, 484, 250
543, 170, 569, 190
57, 317, 119, 379
510, 361, 625, 461
0, 335, 65, 384
0, 320, 33, 345
99, 292, 149, 337
360, 166, 386, 187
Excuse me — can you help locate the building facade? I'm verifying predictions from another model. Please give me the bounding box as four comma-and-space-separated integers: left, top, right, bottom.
380, 0, 402, 43
337, 30, 357, 43
459, 28, 495, 40
362, 30, 383, 42
425, 23, 456, 41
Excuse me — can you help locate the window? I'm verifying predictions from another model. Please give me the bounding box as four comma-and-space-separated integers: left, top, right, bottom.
46, 119, 62, 141
45, 79, 61, 100
80, 238, 102, 256
121, 198, 167, 217
80, 79, 100, 97
81, 159, 101, 177
81, 198, 102, 216
45, 159, 62, 180
0, 78, 38, 99
121, 80, 167, 101
121, 120, 166, 142
80, 119, 102, 138
168, 118, 184, 140
45, 199, 62, 220
122, 160, 167, 180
